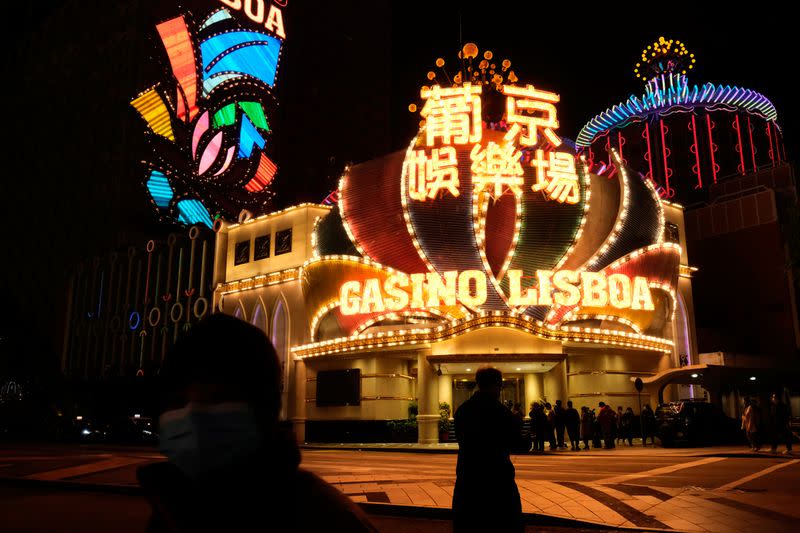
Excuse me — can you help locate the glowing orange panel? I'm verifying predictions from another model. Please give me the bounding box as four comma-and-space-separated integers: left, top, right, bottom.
245, 154, 277, 192
156, 16, 198, 121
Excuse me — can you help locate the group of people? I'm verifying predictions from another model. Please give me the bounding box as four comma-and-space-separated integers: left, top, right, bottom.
741, 394, 793, 454
524, 400, 657, 451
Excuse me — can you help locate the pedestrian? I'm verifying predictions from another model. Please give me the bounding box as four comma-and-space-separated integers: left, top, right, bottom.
137, 314, 376, 532
742, 397, 760, 451
591, 409, 602, 449
565, 401, 581, 450
529, 402, 546, 452
580, 406, 593, 450
621, 407, 635, 446
641, 404, 656, 446
453, 367, 523, 533
544, 402, 557, 450
767, 393, 792, 455
554, 399, 567, 449
616, 406, 624, 445
598, 402, 617, 449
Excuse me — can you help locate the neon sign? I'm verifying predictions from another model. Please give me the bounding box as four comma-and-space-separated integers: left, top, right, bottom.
408, 82, 580, 205
219, 0, 286, 39
338, 270, 654, 316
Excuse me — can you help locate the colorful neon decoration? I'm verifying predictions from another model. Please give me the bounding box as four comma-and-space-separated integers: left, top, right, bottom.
576, 73, 778, 148
578, 37, 783, 200
131, 6, 285, 226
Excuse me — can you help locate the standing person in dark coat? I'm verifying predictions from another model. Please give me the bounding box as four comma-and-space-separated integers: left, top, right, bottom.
529, 402, 546, 452
598, 402, 617, 449
554, 400, 567, 449
544, 402, 557, 450
641, 404, 657, 445
621, 407, 635, 446
580, 406, 593, 450
453, 367, 523, 533
768, 393, 793, 454
565, 401, 581, 450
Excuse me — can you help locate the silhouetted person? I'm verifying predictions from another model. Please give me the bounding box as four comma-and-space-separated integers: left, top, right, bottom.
529, 402, 547, 452
621, 407, 635, 446
137, 314, 376, 532
565, 401, 581, 450
641, 404, 656, 446
616, 406, 624, 444
544, 402, 557, 450
598, 402, 617, 449
580, 406, 593, 450
768, 393, 792, 454
453, 367, 523, 533
554, 399, 566, 448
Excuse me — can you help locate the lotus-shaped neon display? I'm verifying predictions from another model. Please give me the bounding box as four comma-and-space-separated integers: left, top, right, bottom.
131, 8, 283, 227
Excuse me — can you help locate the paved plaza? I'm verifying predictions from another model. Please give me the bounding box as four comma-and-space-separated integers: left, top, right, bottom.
1, 444, 798, 532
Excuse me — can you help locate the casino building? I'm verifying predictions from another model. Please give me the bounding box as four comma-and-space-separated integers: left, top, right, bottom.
212, 45, 701, 442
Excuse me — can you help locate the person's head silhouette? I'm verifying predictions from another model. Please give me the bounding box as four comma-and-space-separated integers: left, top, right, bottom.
475, 366, 503, 400
157, 313, 283, 479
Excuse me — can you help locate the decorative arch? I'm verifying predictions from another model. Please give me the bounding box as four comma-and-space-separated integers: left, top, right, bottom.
251, 296, 268, 333
233, 299, 247, 321
271, 292, 290, 420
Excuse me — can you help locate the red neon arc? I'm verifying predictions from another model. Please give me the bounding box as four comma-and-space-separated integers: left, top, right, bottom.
747, 116, 757, 173
689, 115, 702, 189
659, 119, 673, 198
733, 115, 746, 175
705, 116, 719, 184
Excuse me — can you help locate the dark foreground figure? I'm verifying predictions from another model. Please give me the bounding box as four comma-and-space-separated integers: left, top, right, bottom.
137, 314, 377, 532
453, 367, 523, 533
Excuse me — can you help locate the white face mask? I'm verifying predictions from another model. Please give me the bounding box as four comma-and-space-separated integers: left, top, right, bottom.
158, 402, 263, 479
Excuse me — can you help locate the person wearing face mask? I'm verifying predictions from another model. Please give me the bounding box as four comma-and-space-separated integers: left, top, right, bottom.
137, 313, 377, 532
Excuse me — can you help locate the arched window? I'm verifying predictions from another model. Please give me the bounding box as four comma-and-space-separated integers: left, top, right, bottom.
271, 296, 289, 419
251, 301, 267, 333
233, 301, 245, 321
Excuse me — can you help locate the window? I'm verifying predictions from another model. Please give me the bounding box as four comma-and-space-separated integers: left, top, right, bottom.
234, 240, 250, 265
316, 369, 361, 407
254, 234, 271, 260
665, 222, 680, 243
275, 228, 292, 255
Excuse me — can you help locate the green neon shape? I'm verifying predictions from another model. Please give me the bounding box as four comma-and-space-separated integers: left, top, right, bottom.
212, 103, 237, 128
239, 102, 270, 131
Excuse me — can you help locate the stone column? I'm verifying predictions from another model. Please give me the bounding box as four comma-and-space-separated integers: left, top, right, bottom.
524, 373, 544, 413
417, 353, 439, 444
290, 359, 307, 443
438, 374, 453, 413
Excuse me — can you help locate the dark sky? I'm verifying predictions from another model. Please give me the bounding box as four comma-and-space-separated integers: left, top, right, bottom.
2, 0, 796, 375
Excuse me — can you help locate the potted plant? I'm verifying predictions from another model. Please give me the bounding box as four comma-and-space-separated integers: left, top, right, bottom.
439, 402, 451, 442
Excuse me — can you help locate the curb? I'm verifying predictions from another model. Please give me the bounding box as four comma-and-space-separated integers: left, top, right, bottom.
1, 477, 668, 532
300, 444, 791, 459
300, 444, 458, 454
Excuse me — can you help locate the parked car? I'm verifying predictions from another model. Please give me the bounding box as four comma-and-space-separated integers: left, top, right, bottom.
656, 400, 741, 447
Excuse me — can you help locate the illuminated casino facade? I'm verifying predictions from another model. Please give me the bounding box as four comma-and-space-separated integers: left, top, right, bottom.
212, 44, 699, 443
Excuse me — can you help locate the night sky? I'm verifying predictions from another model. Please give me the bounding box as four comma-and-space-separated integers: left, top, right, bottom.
2, 1, 795, 377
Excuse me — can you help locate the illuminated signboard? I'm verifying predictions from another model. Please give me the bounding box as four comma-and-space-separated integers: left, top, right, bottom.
131, 4, 286, 227
300, 44, 680, 354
